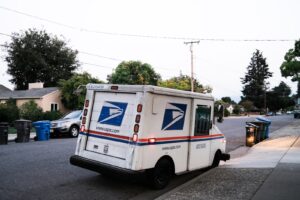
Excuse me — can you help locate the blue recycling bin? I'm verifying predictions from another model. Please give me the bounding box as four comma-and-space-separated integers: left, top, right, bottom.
256, 117, 271, 139
33, 121, 50, 141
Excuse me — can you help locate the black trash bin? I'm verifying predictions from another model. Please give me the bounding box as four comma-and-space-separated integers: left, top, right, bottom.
0, 122, 9, 145
245, 122, 258, 147
15, 120, 32, 143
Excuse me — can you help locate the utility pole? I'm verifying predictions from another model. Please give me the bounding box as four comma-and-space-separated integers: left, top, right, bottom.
184, 41, 200, 92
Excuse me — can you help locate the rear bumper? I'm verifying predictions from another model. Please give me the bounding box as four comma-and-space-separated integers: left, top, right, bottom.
70, 155, 144, 175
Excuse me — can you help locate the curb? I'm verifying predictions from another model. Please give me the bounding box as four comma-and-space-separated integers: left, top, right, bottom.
155, 168, 216, 200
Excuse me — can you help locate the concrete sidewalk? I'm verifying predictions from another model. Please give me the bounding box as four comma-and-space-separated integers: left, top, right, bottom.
157, 120, 300, 200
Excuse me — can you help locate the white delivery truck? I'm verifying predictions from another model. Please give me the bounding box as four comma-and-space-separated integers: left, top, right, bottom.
70, 84, 230, 189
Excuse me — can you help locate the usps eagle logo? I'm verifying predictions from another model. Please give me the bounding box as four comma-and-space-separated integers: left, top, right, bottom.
98, 101, 128, 126
161, 103, 187, 131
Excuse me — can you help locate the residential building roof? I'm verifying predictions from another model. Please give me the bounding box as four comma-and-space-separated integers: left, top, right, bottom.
0, 84, 12, 93
0, 87, 58, 100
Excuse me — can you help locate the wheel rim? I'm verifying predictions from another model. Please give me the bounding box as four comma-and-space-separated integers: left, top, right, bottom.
71, 127, 78, 137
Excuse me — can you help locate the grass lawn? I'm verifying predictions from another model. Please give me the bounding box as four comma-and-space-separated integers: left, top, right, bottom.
8, 127, 35, 134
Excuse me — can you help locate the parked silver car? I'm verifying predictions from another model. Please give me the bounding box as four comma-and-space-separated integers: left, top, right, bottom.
50, 110, 82, 138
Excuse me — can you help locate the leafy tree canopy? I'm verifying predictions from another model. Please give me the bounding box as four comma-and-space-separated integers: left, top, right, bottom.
280, 39, 300, 96
107, 61, 161, 85
159, 74, 212, 93
5, 28, 79, 90
221, 97, 236, 104
59, 72, 103, 110
241, 49, 273, 109
240, 100, 254, 113
267, 81, 295, 112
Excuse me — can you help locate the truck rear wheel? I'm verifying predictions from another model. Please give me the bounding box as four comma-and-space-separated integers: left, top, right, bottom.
212, 151, 221, 168
148, 159, 173, 189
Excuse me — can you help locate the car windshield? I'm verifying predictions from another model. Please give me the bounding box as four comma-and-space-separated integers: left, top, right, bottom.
62, 110, 82, 119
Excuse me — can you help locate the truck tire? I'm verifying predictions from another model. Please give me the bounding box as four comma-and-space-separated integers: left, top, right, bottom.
69, 125, 79, 138
148, 159, 173, 189
211, 151, 221, 168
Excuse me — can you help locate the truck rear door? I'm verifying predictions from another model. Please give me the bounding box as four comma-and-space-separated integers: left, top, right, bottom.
85, 91, 136, 162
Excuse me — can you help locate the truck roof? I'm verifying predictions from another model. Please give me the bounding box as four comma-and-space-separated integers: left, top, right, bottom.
86, 84, 214, 101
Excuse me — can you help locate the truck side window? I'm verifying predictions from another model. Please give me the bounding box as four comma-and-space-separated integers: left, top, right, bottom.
194, 105, 211, 136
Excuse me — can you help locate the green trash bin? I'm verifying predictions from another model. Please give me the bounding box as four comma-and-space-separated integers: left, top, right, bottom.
251, 121, 267, 142
245, 122, 258, 147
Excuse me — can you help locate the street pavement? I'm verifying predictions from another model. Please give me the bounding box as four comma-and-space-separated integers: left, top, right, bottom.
157, 119, 300, 200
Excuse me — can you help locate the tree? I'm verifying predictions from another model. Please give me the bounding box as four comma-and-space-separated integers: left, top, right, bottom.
59, 72, 103, 110
159, 74, 213, 93
240, 100, 254, 114
241, 50, 273, 109
107, 61, 161, 85
5, 29, 79, 90
266, 81, 295, 112
221, 97, 236, 104
233, 105, 241, 115
280, 39, 300, 97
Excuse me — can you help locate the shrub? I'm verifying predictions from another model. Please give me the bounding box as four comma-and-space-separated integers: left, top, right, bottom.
42, 111, 63, 121
0, 99, 19, 124
19, 100, 43, 121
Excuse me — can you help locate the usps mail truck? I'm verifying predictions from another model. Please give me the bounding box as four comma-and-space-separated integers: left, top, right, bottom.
70, 84, 230, 189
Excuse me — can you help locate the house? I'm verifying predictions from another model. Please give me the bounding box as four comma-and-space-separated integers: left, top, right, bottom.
0, 83, 68, 113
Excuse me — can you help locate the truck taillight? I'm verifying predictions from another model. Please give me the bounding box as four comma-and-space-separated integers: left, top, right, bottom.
132, 134, 138, 142
137, 104, 143, 113
80, 125, 85, 132
85, 100, 89, 107
82, 117, 86, 124
111, 86, 118, 90
83, 109, 88, 116
134, 124, 139, 133
135, 115, 141, 123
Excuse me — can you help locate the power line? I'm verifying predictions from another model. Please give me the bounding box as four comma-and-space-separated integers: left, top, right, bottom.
79, 51, 122, 62
79, 61, 114, 69
0, 5, 296, 42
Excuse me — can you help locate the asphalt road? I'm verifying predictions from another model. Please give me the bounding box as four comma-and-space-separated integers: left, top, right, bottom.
0, 115, 295, 200
0, 138, 205, 200
217, 114, 297, 152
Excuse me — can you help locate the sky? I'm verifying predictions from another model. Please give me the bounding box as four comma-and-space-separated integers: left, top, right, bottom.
0, 0, 299, 102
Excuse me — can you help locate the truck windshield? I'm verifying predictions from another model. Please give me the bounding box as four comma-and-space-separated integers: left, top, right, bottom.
63, 110, 82, 119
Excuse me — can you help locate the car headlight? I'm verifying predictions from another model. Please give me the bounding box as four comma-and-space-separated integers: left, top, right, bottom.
58, 121, 70, 128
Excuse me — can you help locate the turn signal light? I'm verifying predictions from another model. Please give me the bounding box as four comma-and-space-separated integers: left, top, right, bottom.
137, 104, 143, 113
132, 134, 138, 142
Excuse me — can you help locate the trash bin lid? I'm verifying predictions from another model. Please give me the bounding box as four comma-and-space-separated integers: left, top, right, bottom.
256, 116, 271, 124
33, 120, 50, 126
246, 122, 259, 127
15, 119, 32, 122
